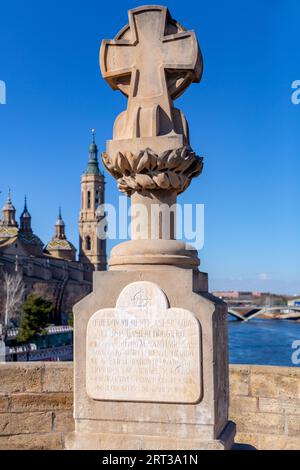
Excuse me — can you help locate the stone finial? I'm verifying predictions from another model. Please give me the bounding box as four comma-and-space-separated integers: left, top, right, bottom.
100, 5, 203, 194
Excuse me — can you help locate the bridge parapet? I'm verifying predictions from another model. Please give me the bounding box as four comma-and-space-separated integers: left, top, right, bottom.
0, 363, 299, 449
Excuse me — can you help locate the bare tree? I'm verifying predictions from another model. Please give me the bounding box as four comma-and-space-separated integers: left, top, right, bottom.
2, 272, 25, 328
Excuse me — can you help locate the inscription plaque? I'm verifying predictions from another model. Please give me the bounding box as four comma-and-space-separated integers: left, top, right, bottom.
86, 281, 202, 403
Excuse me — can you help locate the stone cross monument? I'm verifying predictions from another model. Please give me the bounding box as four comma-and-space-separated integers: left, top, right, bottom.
67, 5, 235, 450
101, 5, 201, 152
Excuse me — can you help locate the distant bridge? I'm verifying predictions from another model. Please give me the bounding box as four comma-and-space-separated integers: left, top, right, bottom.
228, 306, 300, 322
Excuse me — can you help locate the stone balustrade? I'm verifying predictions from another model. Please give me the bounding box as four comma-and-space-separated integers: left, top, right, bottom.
0, 362, 299, 450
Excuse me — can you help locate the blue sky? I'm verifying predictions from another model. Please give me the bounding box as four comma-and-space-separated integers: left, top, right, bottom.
0, 0, 299, 294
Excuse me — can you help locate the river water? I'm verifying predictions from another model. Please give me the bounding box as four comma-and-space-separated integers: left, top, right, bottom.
228, 318, 300, 367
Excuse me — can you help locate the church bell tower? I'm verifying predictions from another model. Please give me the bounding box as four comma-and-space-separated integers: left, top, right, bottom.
79, 130, 106, 280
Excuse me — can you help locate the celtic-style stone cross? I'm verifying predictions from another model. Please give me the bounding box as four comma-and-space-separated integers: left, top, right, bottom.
100, 5, 202, 143
100, 5, 203, 197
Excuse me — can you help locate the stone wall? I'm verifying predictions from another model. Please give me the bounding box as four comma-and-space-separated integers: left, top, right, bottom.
230, 365, 300, 450
0, 363, 73, 450
0, 362, 299, 450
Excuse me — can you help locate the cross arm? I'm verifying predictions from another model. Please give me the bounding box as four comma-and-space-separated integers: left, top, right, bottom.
162, 31, 202, 83
100, 39, 136, 90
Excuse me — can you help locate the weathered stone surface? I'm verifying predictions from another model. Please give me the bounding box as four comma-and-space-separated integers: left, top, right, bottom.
86, 281, 201, 404
0, 412, 52, 436
42, 363, 73, 392
229, 365, 250, 396
230, 412, 284, 435
0, 433, 63, 450
235, 432, 259, 449
67, 422, 235, 451
0, 395, 10, 412
258, 434, 300, 450
251, 365, 300, 377
258, 397, 300, 415
0, 363, 42, 393
230, 396, 258, 414
53, 412, 75, 432
76, 419, 214, 439
286, 415, 300, 436
250, 371, 299, 399
10, 393, 72, 412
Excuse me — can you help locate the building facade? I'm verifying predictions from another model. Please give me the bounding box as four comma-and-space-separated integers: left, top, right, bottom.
0, 131, 106, 324
79, 129, 106, 279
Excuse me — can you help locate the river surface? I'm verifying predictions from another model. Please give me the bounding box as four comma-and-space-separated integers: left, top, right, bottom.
228, 318, 300, 366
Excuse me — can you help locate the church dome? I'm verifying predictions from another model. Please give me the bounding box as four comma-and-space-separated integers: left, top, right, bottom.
44, 208, 76, 262
45, 238, 76, 262
1, 190, 18, 228
46, 239, 76, 252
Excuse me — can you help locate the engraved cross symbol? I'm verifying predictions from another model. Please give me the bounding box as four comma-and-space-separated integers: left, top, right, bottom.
132, 290, 151, 311
100, 5, 202, 139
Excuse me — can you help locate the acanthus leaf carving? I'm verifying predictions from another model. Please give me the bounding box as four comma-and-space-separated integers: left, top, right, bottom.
102, 146, 203, 196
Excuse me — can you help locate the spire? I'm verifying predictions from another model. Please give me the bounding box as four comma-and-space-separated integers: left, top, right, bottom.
4, 188, 14, 209
85, 129, 100, 175
20, 195, 32, 232
54, 207, 66, 239
45, 206, 76, 262
21, 196, 31, 218
7, 188, 11, 204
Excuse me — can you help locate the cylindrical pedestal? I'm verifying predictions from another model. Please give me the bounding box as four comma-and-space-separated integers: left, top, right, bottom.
130, 190, 177, 240
110, 189, 200, 270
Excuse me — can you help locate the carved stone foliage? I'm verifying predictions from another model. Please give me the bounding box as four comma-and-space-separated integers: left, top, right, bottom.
102, 147, 203, 195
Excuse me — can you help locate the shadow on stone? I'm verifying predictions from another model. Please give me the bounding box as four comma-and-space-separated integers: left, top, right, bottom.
233, 443, 257, 450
